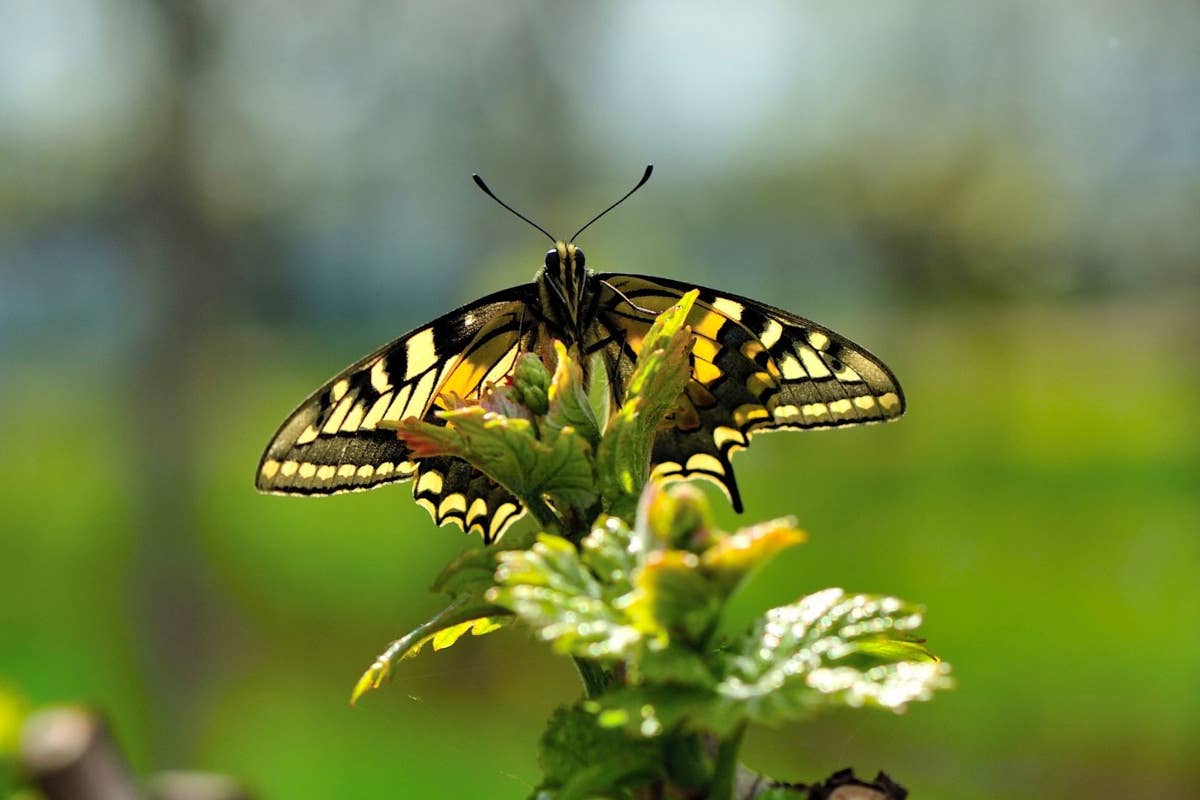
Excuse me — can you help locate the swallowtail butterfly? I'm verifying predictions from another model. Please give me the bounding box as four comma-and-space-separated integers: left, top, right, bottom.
257, 167, 905, 542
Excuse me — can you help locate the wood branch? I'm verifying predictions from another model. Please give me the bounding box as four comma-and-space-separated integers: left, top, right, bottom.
19, 707, 140, 800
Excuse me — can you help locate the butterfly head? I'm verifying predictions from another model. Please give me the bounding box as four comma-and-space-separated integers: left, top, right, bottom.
541, 241, 588, 322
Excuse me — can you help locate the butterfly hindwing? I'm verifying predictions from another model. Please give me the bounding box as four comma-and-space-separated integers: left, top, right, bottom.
593, 273, 905, 510
257, 286, 534, 541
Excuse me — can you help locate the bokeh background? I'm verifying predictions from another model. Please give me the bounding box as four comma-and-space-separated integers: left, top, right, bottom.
2, 1, 1198, 797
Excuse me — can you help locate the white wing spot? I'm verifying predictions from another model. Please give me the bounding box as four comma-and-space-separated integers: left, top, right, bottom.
759, 319, 783, 349
879, 392, 902, 413
711, 297, 744, 321
331, 379, 350, 402
778, 354, 807, 380
808, 331, 830, 351
371, 358, 393, 393
299, 462, 317, 479
296, 425, 319, 445
260, 459, 280, 479
280, 460, 298, 477
316, 465, 337, 481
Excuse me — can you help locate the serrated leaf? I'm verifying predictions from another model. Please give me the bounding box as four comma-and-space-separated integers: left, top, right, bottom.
596, 290, 698, 515
700, 518, 806, 594
397, 405, 597, 524
489, 534, 643, 660
351, 599, 510, 705
579, 516, 640, 592
715, 588, 952, 724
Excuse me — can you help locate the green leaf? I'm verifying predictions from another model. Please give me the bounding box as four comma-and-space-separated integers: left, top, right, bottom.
700, 517, 807, 595
714, 588, 952, 724
596, 290, 699, 516
536, 705, 662, 800
578, 516, 640, 593
545, 341, 601, 448
396, 404, 596, 528
489, 534, 642, 660
623, 550, 720, 646
351, 598, 511, 704
432, 525, 538, 599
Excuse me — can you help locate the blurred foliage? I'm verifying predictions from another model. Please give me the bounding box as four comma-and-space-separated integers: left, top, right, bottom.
1, 1, 1198, 798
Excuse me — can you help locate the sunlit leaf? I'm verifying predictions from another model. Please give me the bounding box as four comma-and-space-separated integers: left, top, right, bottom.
351, 599, 510, 705
595, 290, 698, 516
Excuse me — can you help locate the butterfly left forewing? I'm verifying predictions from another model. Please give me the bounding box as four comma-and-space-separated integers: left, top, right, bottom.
593, 273, 905, 510
256, 286, 533, 498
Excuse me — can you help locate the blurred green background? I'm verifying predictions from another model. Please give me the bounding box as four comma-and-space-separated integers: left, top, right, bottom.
2, 2, 1198, 797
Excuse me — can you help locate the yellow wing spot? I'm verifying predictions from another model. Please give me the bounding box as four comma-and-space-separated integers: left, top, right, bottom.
404, 328, 438, 380
741, 340, 765, 361
337, 464, 356, 478
371, 358, 393, 393
299, 462, 317, 479
260, 459, 280, 479
356, 464, 375, 479
340, 402, 365, 432
415, 496, 436, 516
878, 392, 902, 414
711, 297, 744, 321
691, 310, 726, 340
404, 370, 437, 419
467, 498, 488, 525
383, 385, 413, 422
759, 319, 783, 349
853, 395, 878, 413
331, 378, 350, 402
832, 363, 863, 383
322, 395, 355, 433
693, 359, 721, 384
281, 460, 298, 477
438, 494, 467, 518
713, 425, 746, 449
692, 336, 720, 363
316, 465, 337, 481
798, 346, 832, 378
773, 404, 801, 422
802, 403, 830, 423
361, 392, 392, 430
828, 399, 856, 421
377, 462, 394, 476
733, 404, 770, 426
808, 331, 830, 351
416, 471, 444, 495
296, 424, 319, 445
746, 370, 776, 397
482, 345, 519, 388
686, 453, 725, 474
491, 502, 520, 539
778, 354, 806, 380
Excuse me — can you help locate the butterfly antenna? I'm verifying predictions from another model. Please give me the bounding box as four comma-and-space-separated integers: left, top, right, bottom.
472, 173, 556, 244
570, 164, 654, 242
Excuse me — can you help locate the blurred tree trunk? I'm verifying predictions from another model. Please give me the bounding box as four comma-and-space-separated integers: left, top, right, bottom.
125, 0, 236, 766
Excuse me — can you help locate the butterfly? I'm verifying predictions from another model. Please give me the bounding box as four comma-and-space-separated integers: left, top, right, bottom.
257, 166, 905, 543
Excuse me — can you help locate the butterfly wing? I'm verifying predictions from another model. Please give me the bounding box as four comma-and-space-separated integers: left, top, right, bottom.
592, 273, 905, 511
257, 284, 537, 542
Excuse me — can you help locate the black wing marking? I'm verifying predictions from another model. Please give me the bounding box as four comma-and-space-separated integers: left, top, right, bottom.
593, 273, 905, 511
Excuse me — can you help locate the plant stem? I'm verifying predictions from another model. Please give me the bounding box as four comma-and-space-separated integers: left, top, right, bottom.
571, 657, 611, 698
708, 723, 748, 800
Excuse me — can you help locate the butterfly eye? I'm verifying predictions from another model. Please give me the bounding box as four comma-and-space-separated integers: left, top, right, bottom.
545, 249, 560, 270
573, 248, 586, 269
